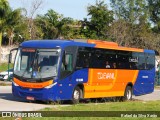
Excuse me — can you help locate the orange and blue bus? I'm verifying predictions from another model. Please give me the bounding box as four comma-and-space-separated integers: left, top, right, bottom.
10, 39, 155, 103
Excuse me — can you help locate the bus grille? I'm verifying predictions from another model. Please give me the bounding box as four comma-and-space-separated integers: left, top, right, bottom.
19, 91, 43, 99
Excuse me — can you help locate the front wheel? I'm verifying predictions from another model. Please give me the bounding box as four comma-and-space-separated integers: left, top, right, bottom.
71, 86, 81, 104
123, 86, 132, 101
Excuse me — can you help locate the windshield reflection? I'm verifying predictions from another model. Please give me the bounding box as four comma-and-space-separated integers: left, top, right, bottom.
14, 48, 61, 80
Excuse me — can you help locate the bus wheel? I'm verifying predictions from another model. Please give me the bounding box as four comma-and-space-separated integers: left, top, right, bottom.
123, 86, 132, 101
71, 86, 81, 104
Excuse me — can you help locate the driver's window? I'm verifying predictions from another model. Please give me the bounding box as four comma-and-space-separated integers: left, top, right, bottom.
60, 53, 73, 79
66, 54, 73, 71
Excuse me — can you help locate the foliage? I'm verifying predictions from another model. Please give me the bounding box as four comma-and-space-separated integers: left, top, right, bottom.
5, 8, 23, 45
85, 0, 114, 40
110, 0, 148, 24
148, 0, 160, 32
110, 0, 160, 51
35, 9, 83, 39
108, 19, 132, 46
1, 0, 160, 55
0, 63, 13, 72
0, 0, 10, 45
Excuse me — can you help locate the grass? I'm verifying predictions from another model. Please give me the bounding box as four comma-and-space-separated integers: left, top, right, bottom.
155, 86, 160, 90
0, 82, 11, 86
40, 100, 160, 111
0, 63, 13, 72
1, 101, 160, 120
0, 63, 13, 85
18, 101, 160, 120
2, 118, 160, 120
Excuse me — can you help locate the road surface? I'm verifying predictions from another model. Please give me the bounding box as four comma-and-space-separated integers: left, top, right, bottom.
0, 86, 160, 111
0, 86, 59, 111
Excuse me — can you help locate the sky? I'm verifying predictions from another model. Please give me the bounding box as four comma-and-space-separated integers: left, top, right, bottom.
8, 0, 110, 20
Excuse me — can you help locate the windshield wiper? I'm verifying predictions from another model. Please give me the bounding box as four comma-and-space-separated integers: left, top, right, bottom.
20, 67, 28, 80
32, 49, 43, 82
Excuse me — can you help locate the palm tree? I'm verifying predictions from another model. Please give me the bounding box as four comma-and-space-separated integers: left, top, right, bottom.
35, 9, 75, 39
5, 8, 22, 45
0, 0, 10, 46
0, 0, 10, 64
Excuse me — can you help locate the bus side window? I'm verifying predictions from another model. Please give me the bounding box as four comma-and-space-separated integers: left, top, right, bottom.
76, 50, 90, 68
146, 54, 155, 70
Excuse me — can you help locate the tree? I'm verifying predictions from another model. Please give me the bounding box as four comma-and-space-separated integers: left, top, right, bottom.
21, 0, 44, 39
5, 8, 22, 45
35, 9, 61, 39
109, 0, 157, 49
108, 19, 132, 46
0, 0, 10, 64
148, 0, 160, 32
36, 9, 79, 39
110, 0, 148, 24
0, 0, 10, 46
57, 17, 76, 39
86, 0, 113, 39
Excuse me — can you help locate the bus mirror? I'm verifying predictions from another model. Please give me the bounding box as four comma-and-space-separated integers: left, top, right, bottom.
9, 53, 12, 63
9, 48, 18, 63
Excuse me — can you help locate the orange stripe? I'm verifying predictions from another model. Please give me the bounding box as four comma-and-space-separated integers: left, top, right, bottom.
84, 69, 139, 98
87, 39, 143, 52
13, 77, 53, 88
95, 45, 143, 52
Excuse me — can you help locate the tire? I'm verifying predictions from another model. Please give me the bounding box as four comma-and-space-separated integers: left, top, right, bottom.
71, 86, 82, 104
122, 86, 132, 101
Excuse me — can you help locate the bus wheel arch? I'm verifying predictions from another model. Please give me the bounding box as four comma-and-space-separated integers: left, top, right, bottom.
71, 84, 84, 104
123, 82, 133, 101
77, 84, 84, 99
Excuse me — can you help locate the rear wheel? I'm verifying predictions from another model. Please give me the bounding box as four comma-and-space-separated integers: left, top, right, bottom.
71, 86, 82, 104
123, 86, 132, 101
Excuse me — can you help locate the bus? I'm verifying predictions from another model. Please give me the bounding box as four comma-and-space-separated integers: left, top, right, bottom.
10, 39, 155, 103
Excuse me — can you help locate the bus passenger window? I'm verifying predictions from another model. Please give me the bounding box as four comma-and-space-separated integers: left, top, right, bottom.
105, 61, 110, 68
113, 63, 116, 69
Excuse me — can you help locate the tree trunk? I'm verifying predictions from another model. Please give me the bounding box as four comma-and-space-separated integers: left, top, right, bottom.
10, 31, 14, 46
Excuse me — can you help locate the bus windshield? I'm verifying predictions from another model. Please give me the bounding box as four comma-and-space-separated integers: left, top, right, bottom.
14, 48, 61, 80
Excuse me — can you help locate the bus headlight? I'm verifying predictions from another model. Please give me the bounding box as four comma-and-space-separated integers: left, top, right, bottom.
44, 82, 57, 89
13, 81, 19, 86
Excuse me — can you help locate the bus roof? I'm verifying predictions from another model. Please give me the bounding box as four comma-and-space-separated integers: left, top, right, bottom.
20, 39, 155, 54
20, 40, 95, 48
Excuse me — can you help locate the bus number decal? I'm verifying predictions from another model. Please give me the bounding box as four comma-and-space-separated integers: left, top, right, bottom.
76, 78, 84, 82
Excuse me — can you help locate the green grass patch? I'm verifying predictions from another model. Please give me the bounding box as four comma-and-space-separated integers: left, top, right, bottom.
155, 86, 160, 89
2, 118, 159, 120
0, 82, 11, 86
0, 63, 13, 72
20, 101, 160, 120
41, 101, 160, 111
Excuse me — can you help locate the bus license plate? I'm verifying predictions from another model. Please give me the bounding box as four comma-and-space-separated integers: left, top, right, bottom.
26, 96, 34, 100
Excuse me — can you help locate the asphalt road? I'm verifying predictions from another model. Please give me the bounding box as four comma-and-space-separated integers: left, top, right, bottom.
0, 86, 58, 111
0, 86, 160, 111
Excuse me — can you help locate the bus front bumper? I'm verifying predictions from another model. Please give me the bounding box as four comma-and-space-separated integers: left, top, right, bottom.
12, 82, 58, 101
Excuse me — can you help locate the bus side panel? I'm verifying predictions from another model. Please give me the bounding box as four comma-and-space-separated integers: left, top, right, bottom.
84, 69, 139, 98
133, 69, 155, 96
56, 68, 89, 100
